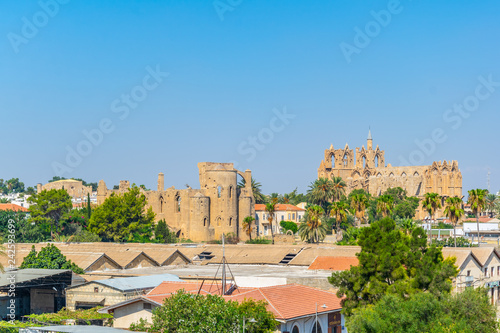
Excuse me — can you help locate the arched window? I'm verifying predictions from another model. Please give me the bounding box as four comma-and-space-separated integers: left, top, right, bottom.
343, 154, 348, 167
176, 196, 181, 212
363, 156, 366, 169
160, 196, 164, 213
311, 321, 322, 333
217, 186, 222, 198
203, 217, 207, 227
229, 186, 233, 199
216, 216, 221, 227
331, 153, 335, 168
292, 325, 300, 333
375, 155, 379, 167
229, 217, 232, 226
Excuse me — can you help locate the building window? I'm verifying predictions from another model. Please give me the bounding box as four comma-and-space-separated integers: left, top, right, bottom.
203, 217, 207, 227
143, 303, 152, 310
492, 267, 495, 277
217, 186, 222, 198
229, 217, 232, 227
281, 215, 284, 221
467, 270, 471, 276
292, 213, 295, 220
94, 287, 99, 293
176, 196, 181, 212
229, 186, 233, 199
288, 213, 291, 220
485, 268, 488, 277
292, 326, 300, 333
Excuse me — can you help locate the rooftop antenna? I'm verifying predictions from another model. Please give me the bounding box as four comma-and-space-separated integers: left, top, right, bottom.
209, 233, 238, 296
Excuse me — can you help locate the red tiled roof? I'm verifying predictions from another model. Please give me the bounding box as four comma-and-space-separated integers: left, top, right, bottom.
0, 203, 28, 212
224, 284, 342, 320
464, 217, 495, 223
146, 281, 342, 320
255, 204, 305, 212
308, 256, 359, 271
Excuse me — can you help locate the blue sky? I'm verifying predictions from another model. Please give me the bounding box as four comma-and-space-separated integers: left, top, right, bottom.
1, 0, 499, 195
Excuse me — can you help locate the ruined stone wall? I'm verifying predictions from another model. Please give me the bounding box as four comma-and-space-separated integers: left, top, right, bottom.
38, 180, 92, 199
96, 162, 254, 242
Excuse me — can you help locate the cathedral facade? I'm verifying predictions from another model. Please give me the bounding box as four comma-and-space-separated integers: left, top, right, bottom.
317, 131, 462, 219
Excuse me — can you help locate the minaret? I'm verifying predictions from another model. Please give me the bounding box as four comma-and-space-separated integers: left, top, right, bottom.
367, 128, 373, 150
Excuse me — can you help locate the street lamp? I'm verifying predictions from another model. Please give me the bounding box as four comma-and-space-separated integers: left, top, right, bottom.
315, 303, 327, 333
243, 317, 256, 333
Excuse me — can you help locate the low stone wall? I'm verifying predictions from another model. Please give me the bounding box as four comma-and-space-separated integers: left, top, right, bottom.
273, 234, 296, 244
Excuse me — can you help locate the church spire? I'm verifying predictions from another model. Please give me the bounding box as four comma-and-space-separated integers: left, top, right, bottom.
367, 128, 373, 150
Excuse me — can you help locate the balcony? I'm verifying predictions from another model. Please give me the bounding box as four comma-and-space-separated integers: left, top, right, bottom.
465, 276, 474, 283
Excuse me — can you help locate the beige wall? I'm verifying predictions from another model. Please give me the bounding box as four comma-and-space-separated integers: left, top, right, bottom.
113, 301, 156, 329
96, 163, 255, 242
38, 180, 92, 199
66, 283, 147, 311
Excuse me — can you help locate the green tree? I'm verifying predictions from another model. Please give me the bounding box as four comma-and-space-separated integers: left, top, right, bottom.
265, 200, 277, 242
329, 218, 458, 315
331, 176, 347, 202
154, 219, 177, 243
307, 178, 335, 214
421, 192, 442, 242
25, 186, 36, 195
468, 189, 487, 247
238, 177, 266, 204
279, 221, 298, 234
484, 193, 497, 217
350, 192, 369, 225
330, 201, 350, 241
444, 196, 464, 247
376, 195, 394, 218
298, 205, 327, 243
242, 216, 256, 241
148, 290, 278, 332
28, 189, 72, 240
347, 288, 498, 333
88, 186, 155, 242
20, 244, 84, 274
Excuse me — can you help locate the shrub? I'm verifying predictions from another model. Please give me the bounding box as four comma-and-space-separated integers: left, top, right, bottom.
280, 221, 298, 234
246, 237, 272, 244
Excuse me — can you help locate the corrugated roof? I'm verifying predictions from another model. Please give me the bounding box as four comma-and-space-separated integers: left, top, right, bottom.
93, 273, 181, 292
0, 269, 72, 288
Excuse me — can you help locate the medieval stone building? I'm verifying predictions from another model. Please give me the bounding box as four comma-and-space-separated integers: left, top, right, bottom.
97, 162, 255, 242
317, 131, 463, 219
37, 179, 92, 200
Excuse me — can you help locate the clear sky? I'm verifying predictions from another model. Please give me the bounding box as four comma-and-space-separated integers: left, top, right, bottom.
1, 0, 499, 195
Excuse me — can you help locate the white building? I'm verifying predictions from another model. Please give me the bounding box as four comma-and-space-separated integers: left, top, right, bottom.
255, 204, 305, 236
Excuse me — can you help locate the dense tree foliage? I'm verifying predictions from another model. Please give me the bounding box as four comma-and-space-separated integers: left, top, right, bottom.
28, 189, 72, 239
238, 177, 266, 204
347, 288, 498, 333
242, 216, 256, 240
143, 290, 278, 332
20, 244, 84, 274
0, 178, 25, 194
329, 218, 458, 315
154, 219, 177, 243
279, 221, 298, 234
88, 186, 155, 242
298, 205, 327, 243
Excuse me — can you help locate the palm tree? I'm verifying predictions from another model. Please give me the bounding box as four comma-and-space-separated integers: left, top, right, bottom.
468, 189, 487, 247
298, 205, 327, 243
331, 176, 347, 202
330, 201, 350, 241
421, 192, 442, 243
350, 193, 369, 226
376, 195, 394, 218
307, 178, 334, 214
238, 177, 266, 204
265, 199, 277, 243
444, 196, 464, 247
242, 216, 255, 241
485, 193, 497, 217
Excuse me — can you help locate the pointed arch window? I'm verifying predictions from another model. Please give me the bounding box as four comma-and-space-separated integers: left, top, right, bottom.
176, 196, 181, 212
217, 186, 222, 198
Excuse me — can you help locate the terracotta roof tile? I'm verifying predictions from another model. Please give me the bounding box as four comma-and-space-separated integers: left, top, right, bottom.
255, 204, 305, 212
0, 203, 28, 212
308, 256, 358, 271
